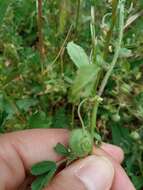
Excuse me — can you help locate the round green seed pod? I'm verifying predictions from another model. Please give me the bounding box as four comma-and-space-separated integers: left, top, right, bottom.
112, 113, 121, 122
69, 129, 93, 158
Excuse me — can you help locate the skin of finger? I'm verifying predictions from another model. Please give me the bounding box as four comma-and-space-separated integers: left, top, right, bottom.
0, 129, 126, 190
45, 155, 114, 190
100, 143, 124, 163
0, 129, 69, 190
93, 147, 136, 190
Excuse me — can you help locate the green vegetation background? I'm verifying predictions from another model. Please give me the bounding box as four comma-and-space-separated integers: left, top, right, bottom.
0, 0, 143, 189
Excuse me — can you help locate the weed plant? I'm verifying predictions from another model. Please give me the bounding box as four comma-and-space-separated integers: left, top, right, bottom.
0, 0, 143, 189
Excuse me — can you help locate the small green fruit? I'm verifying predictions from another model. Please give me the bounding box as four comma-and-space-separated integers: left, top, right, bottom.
69, 129, 93, 158
112, 113, 121, 122
130, 131, 140, 141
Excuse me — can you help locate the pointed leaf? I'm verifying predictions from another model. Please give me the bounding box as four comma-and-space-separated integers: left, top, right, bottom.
31, 161, 57, 176
67, 42, 89, 68
69, 64, 100, 102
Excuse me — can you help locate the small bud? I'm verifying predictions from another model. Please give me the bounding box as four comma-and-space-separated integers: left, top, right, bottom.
130, 131, 140, 140
112, 113, 121, 122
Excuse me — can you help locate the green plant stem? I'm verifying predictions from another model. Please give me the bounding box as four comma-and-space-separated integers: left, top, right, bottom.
78, 98, 87, 131
75, 0, 80, 31
37, 0, 45, 72
90, 5, 96, 64
58, 0, 70, 35
96, 0, 118, 93
91, 101, 99, 138
103, 0, 118, 59
51, 25, 73, 65
71, 104, 75, 130
98, 0, 125, 97
90, 0, 125, 135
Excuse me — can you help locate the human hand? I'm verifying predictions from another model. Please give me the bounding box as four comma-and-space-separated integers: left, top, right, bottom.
0, 129, 135, 190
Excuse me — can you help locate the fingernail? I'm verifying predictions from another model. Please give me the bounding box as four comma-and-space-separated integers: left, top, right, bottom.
76, 155, 114, 190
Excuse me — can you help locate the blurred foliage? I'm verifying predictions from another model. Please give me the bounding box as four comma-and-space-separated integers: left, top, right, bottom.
0, 0, 143, 189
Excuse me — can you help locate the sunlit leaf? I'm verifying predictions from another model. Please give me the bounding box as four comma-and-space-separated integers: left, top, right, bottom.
67, 41, 89, 68
69, 64, 100, 102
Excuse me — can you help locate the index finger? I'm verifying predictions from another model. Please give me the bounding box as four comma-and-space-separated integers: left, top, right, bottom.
0, 129, 69, 189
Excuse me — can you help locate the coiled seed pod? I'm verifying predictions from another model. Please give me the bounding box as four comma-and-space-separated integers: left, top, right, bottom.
69, 129, 93, 158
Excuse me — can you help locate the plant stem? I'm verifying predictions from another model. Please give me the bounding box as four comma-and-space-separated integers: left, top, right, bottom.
98, 0, 125, 97
75, 0, 80, 31
90, 0, 125, 136
91, 100, 99, 137
71, 104, 75, 130
93, 0, 118, 96
37, 0, 45, 72
58, 0, 68, 35
103, 0, 118, 59
78, 98, 88, 131
51, 25, 73, 65
90, 5, 96, 64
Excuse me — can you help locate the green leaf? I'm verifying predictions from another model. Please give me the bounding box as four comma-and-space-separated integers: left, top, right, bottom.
16, 98, 38, 112
54, 143, 69, 156
70, 64, 100, 102
67, 41, 89, 68
94, 132, 102, 142
0, 111, 7, 129
31, 161, 57, 176
111, 123, 132, 153
28, 112, 51, 129
0, 1, 12, 26
132, 176, 143, 190
52, 107, 69, 129
134, 92, 143, 120
0, 94, 16, 118
31, 168, 56, 190
119, 48, 132, 58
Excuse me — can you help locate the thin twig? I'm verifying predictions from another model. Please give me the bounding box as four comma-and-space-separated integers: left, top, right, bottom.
51, 25, 73, 65
43, 25, 73, 75
124, 10, 143, 30
78, 98, 88, 131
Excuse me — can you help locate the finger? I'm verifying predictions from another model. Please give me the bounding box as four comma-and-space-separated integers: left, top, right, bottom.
99, 143, 124, 164
46, 155, 114, 190
111, 161, 135, 190
0, 129, 69, 190
93, 147, 136, 190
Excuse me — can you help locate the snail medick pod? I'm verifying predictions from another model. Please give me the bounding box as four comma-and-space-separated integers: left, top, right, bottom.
69, 129, 93, 158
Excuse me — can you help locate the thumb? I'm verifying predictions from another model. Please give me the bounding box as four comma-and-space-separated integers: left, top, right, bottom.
46, 155, 114, 190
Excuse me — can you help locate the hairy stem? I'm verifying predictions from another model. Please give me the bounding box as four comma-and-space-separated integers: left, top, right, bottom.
91, 100, 99, 137
98, 0, 125, 97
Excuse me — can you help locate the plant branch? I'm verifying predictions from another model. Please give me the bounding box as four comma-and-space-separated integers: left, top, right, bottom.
91, 99, 99, 137
78, 98, 88, 131
103, 0, 118, 60
98, 0, 125, 97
